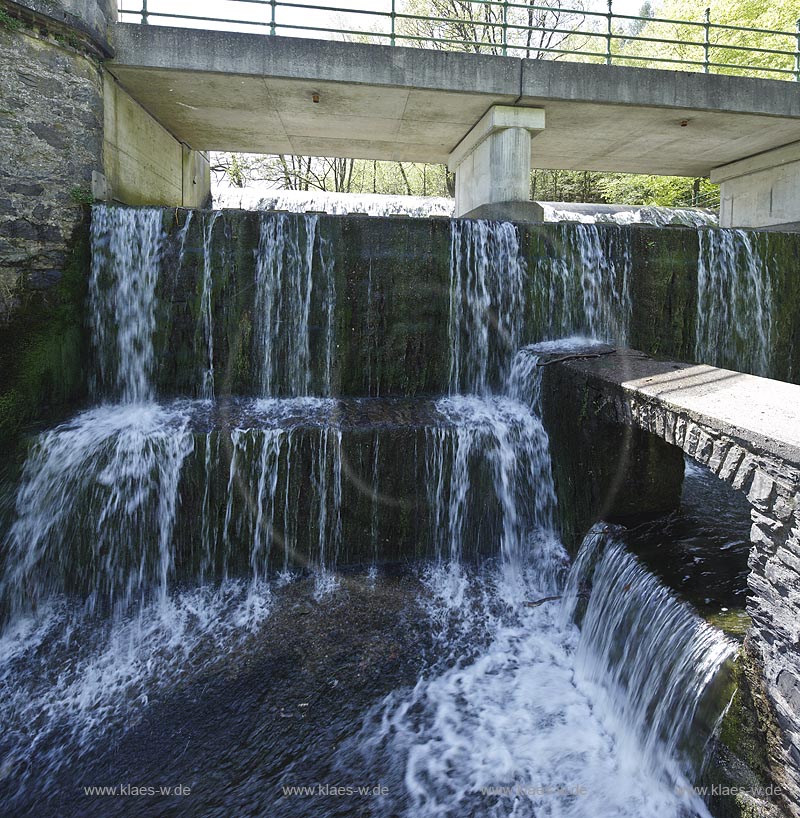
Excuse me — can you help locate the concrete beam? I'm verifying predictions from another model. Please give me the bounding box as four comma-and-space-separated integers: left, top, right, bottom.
712, 141, 800, 230
448, 106, 545, 218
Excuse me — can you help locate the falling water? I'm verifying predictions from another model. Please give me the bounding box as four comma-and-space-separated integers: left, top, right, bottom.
562, 527, 734, 780
89, 206, 164, 402
254, 213, 334, 396
355, 529, 729, 818
198, 211, 220, 399
1, 404, 194, 622
356, 219, 731, 818
1, 205, 740, 817
695, 228, 773, 375
448, 220, 526, 394
427, 397, 561, 585
531, 222, 632, 343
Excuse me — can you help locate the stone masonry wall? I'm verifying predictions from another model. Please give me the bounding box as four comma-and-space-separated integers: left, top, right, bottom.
0, 13, 104, 321
545, 352, 800, 816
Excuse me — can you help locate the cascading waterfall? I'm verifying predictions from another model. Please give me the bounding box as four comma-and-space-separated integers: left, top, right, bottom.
531, 222, 632, 343
359, 525, 730, 818
427, 396, 561, 585
695, 228, 773, 376
448, 220, 526, 394
253, 212, 335, 396
88, 206, 164, 403
0, 403, 194, 621
0, 207, 740, 817
561, 529, 734, 776
359, 218, 731, 818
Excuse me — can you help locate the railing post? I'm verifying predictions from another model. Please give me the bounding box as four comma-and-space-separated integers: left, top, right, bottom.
501, 0, 508, 56
269, 0, 276, 35
703, 7, 711, 73
795, 18, 800, 81
605, 0, 613, 66
390, 0, 396, 47
141, 0, 148, 24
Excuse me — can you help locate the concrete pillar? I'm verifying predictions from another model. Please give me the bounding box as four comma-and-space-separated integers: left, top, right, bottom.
711, 141, 800, 231
448, 106, 545, 221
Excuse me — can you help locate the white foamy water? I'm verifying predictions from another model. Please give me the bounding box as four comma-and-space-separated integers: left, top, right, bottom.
0, 579, 273, 805
352, 534, 731, 818
1, 402, 194, 620
539, 202, 719, 228
214, 185, 455, 218
214, 185, 717, 229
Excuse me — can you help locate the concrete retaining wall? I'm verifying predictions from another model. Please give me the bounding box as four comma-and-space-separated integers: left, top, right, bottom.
103, 73, 210, 208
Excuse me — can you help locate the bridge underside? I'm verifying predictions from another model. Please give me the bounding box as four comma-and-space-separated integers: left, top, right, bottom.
107, 25, 800, 224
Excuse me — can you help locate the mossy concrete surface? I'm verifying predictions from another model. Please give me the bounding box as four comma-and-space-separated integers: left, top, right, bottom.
0, 214, 90, 455
702, 645, 791, 818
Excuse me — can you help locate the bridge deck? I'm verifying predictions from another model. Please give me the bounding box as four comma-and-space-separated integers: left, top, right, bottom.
107, 24, 800, 176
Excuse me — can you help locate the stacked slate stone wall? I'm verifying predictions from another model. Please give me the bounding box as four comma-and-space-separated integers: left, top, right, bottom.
543, 350, 800, 817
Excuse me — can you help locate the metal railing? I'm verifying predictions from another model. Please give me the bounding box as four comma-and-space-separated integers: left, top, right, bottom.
118, 0, 800, 82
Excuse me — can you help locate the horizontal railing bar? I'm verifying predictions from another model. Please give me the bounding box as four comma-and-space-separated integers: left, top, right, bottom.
118, 0, 800, 83
708, 41, 796, 58
121, 0, 800, 41
274, 0, 388, 18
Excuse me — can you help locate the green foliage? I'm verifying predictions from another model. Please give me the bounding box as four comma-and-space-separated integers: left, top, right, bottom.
530, 169, 607, 203
615, 0, 799, 79
0, 8, 22, 30
596, 173, 719, 208
69, 186, 94, 205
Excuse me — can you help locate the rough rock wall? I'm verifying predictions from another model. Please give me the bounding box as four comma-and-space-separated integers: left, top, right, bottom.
542, 350, 800, 816
0, 16, 103, 321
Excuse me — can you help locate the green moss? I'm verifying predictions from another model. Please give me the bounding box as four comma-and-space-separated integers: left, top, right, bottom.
708, 609, 752, 639
0, 218, 90, 458
718, 651, 772, 784
69, 186, 94, 205
0, 9, 22, 30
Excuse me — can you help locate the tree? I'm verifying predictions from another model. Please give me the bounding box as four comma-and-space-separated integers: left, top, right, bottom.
613, 0, 797, 79
211, 152, 452, 197
396, 0, 592, 59
595, 173, 719, 208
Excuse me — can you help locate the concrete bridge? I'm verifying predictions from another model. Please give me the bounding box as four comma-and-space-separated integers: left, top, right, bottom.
540, 345, 800, 814
99, 21, 800, 227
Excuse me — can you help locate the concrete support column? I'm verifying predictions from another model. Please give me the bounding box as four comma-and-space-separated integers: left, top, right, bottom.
448, 105, 545, 221
711, 141, 800, 231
